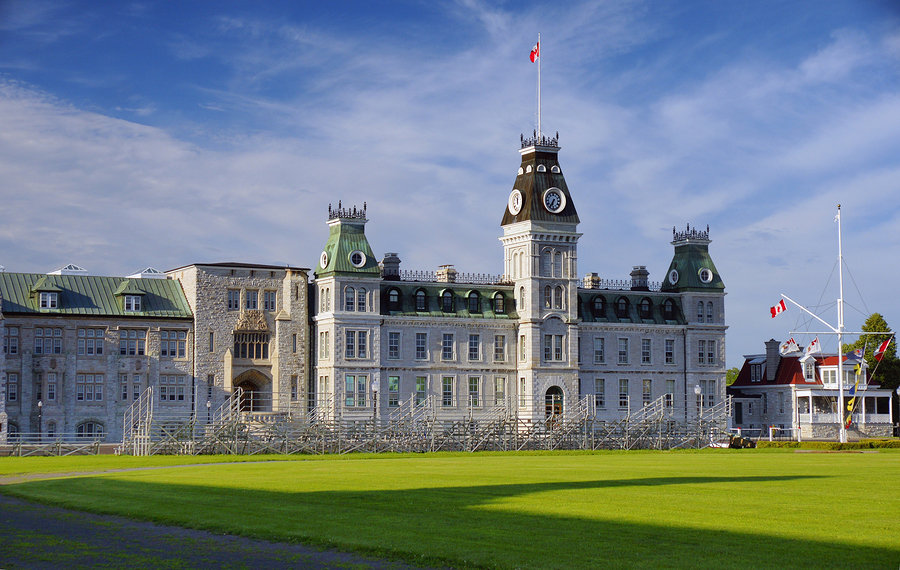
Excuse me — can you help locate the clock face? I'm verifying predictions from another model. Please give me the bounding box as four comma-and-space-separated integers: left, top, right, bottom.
320, 251, 329, 268
542, 187, 565, 213
668, 269, 679, 284
508, 189, 523, 215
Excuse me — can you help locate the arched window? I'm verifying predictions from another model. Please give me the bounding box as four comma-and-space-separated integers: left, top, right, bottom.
616, 297, 629, 318
518, 286, 525, 309
543, 286, 552, 308
553, 251, 562, 277
493, 293, 505, 314
357, 288, 367, 312
639, 298, 652, 319
707, 302, 714, 323
325, 288, 331, 312
388, 289, 401, 311
415, 289, 427, 311
77, 421, 104, 439
697, 301, 704, 323
518, 253, 523, 278
468, 291, 480, 313
345, 287, 355, 312
537, 164, 546, 172
320, 289, 327, 312
663, 299, 677, 320
554, 286, 563, 309
541, 250, 552, 277
592, 296, 605, 317
442, 291, 454, 312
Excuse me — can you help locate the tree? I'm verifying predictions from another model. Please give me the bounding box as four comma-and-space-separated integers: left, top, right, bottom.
841, 313, 898, 390
725, 367, 740, 386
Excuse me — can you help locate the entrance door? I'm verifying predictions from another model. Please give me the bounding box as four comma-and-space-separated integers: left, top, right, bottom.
545, 386, 563, 419
235, 380, 261, 412
735, 402, 743, 425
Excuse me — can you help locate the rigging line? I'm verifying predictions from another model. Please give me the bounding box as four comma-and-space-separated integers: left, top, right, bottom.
841, 257, 871, 316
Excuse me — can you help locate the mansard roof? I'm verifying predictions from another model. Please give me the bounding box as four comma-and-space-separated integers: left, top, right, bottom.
501, 135, 579, 226
577, 289, 686, 324
0, 272, 193, 318
380, 281, 517, 319
730, 353, 876, 388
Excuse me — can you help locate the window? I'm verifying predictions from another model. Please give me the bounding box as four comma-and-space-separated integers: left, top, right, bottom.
778, 392, 784, 414
751, 364, 763, 382
541, 250, 551, 276
554, 252, 563, 278
666, 379, 675, 407
245, 290, 258, 310
415, 332, 428, 360
442, 377, 454, 407
442, 333, 454, 360
707, 340, 716, 364
357, 288, 367, 312
344, 374, 367, 407
388, 332, 401, 359
388, 375, 400, 407
639, 298, 652, 319
120, 373, 129, 400
594, 378, 605, 409
707, 302, 714, 323
663, 299, 676, 320
593, 337, 605, 364
3, 326, 18, 355
47, 372, 57, 401
122, 295, 142, 312
697, 301, 705, 323
665, 339, 675, 364
133, 374, 142, 401
494, 376, 506, 405
616, 298, 628, 318
519, 377, 526, 408
76, 422, 103, 439
292, 333, 298, 353
34, 373, 42, 401
702, 379, 716, 407
803, 361, 815, 381
159, 375, 186, 401
468, 334, 480, 361
388, 289, 401, 311
76, 373, 104, 401
641, 339, 651, 364
291, 375, 298, 401
209, 331, 215, 352
592, 296, 605, 318
468, 376, 480, 406
619, 379, 629, 408
264, 290, 277, 311
468, 292, 480, 313
493, 293, 505, 314
344, 330, 368, 359
319, 331, 330, 359
227, 290, 240, 311
642, 379, 652, 406
415, 376, 427, 406
441, 291, 454, 312
698, 340, 706, 365
34, 327, 63, 355
543, 335, 564, 362
234, 331, 269, 359
553, 286, 563, 309
6, 373, 18, 401
160, 330, 187, 358
77, 328, 105, 356
543, 286, 552, 308
617, 338, 629, 364
39, 292, 58, 309
519, 335, 526, 361
47, 421, 56, 438
119, 329, 146, 356
415, 290, 427, 311
493, 335, 506, 362
345, 287, 355, 311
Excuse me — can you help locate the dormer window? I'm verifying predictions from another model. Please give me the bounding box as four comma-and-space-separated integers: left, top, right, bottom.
592, 296, 605, 317
124, 295, 141, 312
388, 288, 401, 311
639, 298, 652, 319
493, 293, 505, 314
536, 164, 546, 172
803, 360, 815, 382
441, 290, 454, 312
40, 292, 58, 309
615, 297, 629, 319
415, 289, 427, 311
663, 299, 676, 320
468, 291, 480, 313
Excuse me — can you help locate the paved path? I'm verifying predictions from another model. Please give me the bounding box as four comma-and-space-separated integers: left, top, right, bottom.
0, 493, 424, 569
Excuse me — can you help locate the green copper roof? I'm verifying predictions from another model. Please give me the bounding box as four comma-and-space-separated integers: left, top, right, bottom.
315, 212, 380, 278
578, 290, 686, 324
0, 273, 192, 318
380, 282, 518, 319
660, 230, 725, 293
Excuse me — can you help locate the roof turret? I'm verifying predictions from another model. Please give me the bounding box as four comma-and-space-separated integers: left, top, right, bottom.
501, 132, 579, 226
659, 224, 725, 292
315, 202, 380, 278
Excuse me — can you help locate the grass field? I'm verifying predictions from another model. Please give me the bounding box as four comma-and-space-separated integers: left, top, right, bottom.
1, 450, 898, 568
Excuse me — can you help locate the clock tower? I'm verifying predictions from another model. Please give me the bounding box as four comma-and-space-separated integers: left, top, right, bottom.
500, 133, 581, 420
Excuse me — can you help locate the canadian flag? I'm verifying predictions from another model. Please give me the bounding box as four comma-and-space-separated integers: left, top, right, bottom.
780, 338, 800, 354
530, 42, 540, 62
874, 338, 892, 361
805, 336, 821, 356
770, 299, 786, 318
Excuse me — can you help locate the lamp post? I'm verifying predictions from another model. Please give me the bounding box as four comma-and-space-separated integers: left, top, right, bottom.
694, 385, 703, 448
895, 387, 900, 437
37, 399, 43, 443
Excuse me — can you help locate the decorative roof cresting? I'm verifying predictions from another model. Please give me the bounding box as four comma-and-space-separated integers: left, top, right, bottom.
328, 201, 367, 221
673, 223, 710, 242
521, 131, 559, 149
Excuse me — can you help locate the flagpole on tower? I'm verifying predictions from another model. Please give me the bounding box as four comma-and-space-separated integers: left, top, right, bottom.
537, 32, 541, 140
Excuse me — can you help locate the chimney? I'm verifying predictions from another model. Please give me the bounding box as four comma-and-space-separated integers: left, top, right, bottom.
765, 339, 781, 382
380, 253, 401, 281
583, 272, 601, 289
436, 264, 457, 283
630, 266, 649, 291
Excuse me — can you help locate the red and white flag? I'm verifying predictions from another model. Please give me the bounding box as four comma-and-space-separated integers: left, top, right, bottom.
770, 299, 786, 318
780, 338, 800, 354
804, 336, 821, 356
874, 338, 892, 361
530, 42, 540, 62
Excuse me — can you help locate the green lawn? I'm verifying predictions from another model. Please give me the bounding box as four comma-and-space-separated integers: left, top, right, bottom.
1, 450, 898, 568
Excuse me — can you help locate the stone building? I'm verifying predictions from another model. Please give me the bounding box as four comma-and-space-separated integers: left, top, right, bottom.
311, 134, 727, 423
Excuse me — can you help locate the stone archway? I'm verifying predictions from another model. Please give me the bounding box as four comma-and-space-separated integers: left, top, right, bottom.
233, 370, 271, 412
545, 386, 563, 419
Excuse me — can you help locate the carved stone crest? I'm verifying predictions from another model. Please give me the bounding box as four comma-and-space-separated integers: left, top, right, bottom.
236, 310, 269, 332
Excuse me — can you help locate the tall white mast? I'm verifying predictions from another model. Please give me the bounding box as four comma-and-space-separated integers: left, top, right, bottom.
836, 204, 846, 443
537, 32, 542, 140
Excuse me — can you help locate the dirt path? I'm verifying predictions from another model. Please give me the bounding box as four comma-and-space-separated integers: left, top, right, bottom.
0, 493, 426, 569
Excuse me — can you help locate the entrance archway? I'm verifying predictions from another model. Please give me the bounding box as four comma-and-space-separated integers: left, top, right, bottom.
233, 370, 271, 412
545, 386, 563, 419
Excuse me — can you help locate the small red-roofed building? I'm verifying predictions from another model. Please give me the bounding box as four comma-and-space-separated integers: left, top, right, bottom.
728, 339, 894, 440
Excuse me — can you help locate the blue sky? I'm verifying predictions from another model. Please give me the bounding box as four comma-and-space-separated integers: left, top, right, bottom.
1, 0, 899, 367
